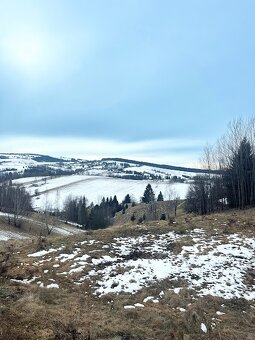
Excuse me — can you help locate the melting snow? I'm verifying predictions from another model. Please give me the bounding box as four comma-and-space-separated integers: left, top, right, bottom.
124, 305, 136, 309
46, 283, 59, 289
28, 249, 58, 257
0, 228, 29, 241
200, 323, 207, 333
10, 229, 255, 302
177, 307, 186, 312
11, 276, 38, 285
134, 303, 144, 308
216, 311, 225, 316
143, 296, 155, 303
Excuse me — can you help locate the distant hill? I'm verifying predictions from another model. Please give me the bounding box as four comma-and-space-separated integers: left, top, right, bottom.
0, 153, 216, 184
102, 157, 216, 174
32, 155, 68, 163
0, 152, 216, 212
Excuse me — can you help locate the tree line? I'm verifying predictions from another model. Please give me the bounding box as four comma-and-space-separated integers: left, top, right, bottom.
0, 165, 80, 184
62, 194, 133, 229
0, 179, 167, 230
0, 182, 32, 227
61, 184, 165, 228
185, 118, 255, 214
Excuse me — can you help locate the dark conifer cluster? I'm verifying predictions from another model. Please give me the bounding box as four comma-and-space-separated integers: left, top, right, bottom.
185, 119, 255, 214
141, 184, 164, 203
62, 194, 133, 229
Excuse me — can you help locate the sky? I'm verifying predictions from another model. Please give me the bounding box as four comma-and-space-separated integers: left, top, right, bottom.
0, 0, 255, 166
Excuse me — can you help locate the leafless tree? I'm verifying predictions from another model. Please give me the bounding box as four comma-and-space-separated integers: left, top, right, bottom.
40, 194, 55, 235
186, 117, 255, 214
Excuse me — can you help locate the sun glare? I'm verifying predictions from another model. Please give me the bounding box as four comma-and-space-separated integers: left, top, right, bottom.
3, 33, 47, 75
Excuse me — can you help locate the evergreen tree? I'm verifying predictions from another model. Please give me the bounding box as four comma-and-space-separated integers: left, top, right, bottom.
77, 196, 88, 227
142, 184, 155, 203
131, 213, 136, 222
224, 138, 254, 209
185, 128, 255, 214
111, 195, 119, 215
157, 191, 164, 201
123, 194, 131, 204
184, 176, 210, 215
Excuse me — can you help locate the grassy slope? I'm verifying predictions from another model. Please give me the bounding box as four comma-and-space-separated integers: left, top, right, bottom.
0, 207, 255, 340
0, 212, 84, 239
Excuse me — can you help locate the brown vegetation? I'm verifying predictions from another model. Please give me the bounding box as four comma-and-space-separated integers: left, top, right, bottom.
0, 207, 254, 339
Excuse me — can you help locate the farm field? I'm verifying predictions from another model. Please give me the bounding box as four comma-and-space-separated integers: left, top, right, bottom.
13, 175, 189, 210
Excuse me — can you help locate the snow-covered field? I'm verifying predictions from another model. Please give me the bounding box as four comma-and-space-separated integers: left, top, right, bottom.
0, 153, 79, 173
0, 154, 39, 172
0, 153, 200, 179
0, 212, 85, 240
11, 228, 255, 302
125, 164, 195, 178
0, 229, 29, 241
2, 153, 196, 211
14, 175, 189, 210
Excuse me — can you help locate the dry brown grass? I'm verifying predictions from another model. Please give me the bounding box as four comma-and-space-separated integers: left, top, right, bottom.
0, 280, 254, 340
0, 207, 255, 339
0, 294, 253, 338
114, 201, 177, 226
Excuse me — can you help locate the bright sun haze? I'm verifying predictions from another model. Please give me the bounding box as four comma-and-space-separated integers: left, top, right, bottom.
3, 32, 47, 75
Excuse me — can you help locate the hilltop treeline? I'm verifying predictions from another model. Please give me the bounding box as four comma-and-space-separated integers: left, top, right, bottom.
102, 157, 217, 174
0, 166, 78, 184
23, 166, 77, 177
62, 194, 132, 229
185, 118, 255, 214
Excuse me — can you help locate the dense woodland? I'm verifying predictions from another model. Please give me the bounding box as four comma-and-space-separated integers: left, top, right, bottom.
185, 118, 255, 214
62, 194, 125, 229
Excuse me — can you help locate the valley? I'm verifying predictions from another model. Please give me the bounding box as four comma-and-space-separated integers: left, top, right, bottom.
0, 153, 254, 339
1, 153, 195, 211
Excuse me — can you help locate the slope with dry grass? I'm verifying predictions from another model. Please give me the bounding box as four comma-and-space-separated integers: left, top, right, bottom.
0, 208, 254, 340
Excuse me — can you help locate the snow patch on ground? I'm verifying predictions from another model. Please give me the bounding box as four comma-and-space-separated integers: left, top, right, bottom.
28, 249, 58, 257
201, 323, 207, 333
0, 230, 29, 241
9, 229, 255, 302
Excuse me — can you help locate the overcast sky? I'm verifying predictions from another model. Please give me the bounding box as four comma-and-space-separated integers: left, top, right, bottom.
0, 1, 255, 166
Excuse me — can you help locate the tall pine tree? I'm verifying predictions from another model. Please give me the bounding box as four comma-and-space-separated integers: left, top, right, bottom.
142, 184, 155, 203
157, 191, 164, 201
225, 138, 254, 209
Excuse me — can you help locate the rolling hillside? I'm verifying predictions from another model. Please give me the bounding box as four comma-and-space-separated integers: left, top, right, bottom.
0, 153, 207, 211
0, 209, 254, 339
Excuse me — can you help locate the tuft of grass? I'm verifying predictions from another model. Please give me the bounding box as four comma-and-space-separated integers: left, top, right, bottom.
174, 225, 188, 235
